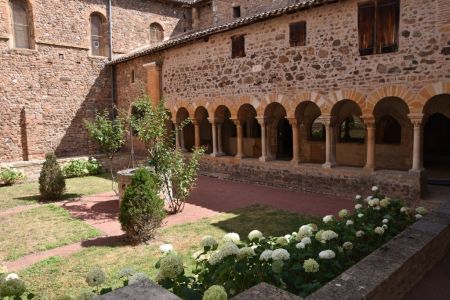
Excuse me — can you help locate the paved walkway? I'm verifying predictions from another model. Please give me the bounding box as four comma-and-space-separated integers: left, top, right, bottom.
4, 176, 352, 271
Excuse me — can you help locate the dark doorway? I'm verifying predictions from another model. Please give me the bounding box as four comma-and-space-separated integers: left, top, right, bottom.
424, 113, 450, 169
276, 118, 293, 160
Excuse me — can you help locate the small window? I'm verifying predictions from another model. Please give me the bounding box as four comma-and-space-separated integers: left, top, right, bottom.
289, 22, 306, 47
91, 13, 108, 57
231, 34, 246, 58
131, 70, 135, 83
309, 117, 325, 141
376, 115, 401, 144
339, 116, 365, 143
150, 23, 164, 44
233, 6, 241, 18
358, 0, 400, 56
11, 0, 31, 49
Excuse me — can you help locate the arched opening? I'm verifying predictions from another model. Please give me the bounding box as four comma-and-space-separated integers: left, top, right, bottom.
177, 108, 194, 152
423, 94, 450, 177
237, 104, 261, 158
264, 102, 291, 161
194, 106, 212, 154
373, 97, 411, 171
295, 101, 324, 164
214, 105, 235, 156
90, 12, 108, 57
149, 22, 164, 44
331, 100, 365, 167
10, 0, 33, 49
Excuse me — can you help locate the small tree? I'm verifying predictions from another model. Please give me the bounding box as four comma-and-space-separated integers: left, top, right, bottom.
85, 110, 125, 194
119, 168, 165, 243
39, 153, 66, 200
131, 94, 204, 214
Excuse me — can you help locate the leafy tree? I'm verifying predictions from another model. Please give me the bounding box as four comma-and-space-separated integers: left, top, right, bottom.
39, 153, 66, 200
131, 94, 204, 214
85, 110, 125, 194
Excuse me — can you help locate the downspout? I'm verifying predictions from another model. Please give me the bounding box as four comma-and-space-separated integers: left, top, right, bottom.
107, 0, 116, 117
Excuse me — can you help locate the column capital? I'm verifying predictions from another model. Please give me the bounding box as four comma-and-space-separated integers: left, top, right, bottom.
318, 115, 336, 126
361, 115, 376, 128
208, 117, 218, 125
287, 117, 299, 126
408, 113, 424, 126
231, 118, 242, 126
256, 117, 268, 126
192, 119, 200, 126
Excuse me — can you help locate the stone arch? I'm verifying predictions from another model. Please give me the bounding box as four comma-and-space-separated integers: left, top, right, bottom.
192, 100, 214, 119
256, 93, 291, 118
418, 81, 450, 114
327, 89, 366, 115
236, 103, 261, 158
286, 91, 326, 118
366, 85, 416, 115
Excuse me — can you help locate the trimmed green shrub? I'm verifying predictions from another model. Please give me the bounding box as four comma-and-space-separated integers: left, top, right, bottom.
0, 167, 25, 186
39, 153, 66, 201
63, 158, 103, 178
119, 168, 165, 243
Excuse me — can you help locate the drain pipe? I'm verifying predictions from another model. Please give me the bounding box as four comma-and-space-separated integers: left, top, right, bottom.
107, 0, 116, 117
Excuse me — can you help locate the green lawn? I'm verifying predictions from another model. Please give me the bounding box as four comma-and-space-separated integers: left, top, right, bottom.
0, 174, 113, 211
0, 205, 103, 261
20, 205, 319, 299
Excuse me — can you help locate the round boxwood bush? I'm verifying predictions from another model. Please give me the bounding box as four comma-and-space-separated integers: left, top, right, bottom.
39, 153, 66, 200
119, 168, 165, 243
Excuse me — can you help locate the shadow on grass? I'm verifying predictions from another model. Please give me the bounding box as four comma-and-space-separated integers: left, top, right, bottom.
61, 199, 119, 222
13, 193, 84, 203
81, 235, 127, 248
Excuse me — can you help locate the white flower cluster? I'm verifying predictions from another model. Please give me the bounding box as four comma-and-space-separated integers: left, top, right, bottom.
343, 241, 353, 250
259, 250, 273, 262
223, 232, 240, 243
159, 254, 184, 279
355, 194, 362, 201
271, 249, 290, 261
355, 204, 363, 210
380, 198, 390, 208
296, 242, 305, 249
368, 198, 380, 207
416, 207, 427, 215
298, 224, 314, 238
237, 247, 255, 260
356, 230, 365, 237
319, 249, 336, 260
208, 242, 239, 265
346, 220, 354, 226
322, 215, 334, 223
303, 258, 319, 273
201, 236, 218, 249
372, 186, 379, 192
338, 209, 349, 219
320, 230, 339, 243
374, 226, 385, 235
301, 237, 311, 245
248, 230, 263, 241
5, 273, 19, 281
276, 237, 289, 246
159, 244, 174, 254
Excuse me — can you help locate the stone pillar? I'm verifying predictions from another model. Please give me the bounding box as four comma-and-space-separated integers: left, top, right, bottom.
288, 118, 300, 165
192, 7, 199, 29
321, 116, 336, 168
232, 119, 244, 159
142, 62, 161, 105
217, 123, 225, 156
363, 117, 376, 171
193, 119, 201, 150
257, 118, 269, 162
174, 123, 181, 150
409, 114, 424, 172
209, 118, 218, 157
179, 125, 186, 152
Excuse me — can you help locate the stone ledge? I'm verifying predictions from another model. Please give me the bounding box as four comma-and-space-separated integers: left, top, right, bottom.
95, 279, 181, 300
232, 282, 303, 300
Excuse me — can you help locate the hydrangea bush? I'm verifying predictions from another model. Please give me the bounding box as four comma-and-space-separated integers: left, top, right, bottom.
152, 187, 427, 299
0, 167, 25, 186
62, 158, 103, 178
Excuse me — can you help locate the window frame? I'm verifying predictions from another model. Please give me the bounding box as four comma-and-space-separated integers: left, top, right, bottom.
231, 34, 246, 58
233, 6, 241, 19
289, 21, 306, 47
90, 13, 108, 57
10, 0, 33, 49
149, 22, 164, 44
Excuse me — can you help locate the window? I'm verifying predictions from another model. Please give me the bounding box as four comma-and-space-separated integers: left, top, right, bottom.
231, 34, 246, 58
309, 118, 325, 141
376, 115, 401, 144
10, 0, 31, 49
233, 6, 241, 18
358, 0, 399, 56
90, 13, 108, 57
150, 23, 164, 44
339, 116, 365, 143
289, 21, 306, 47
131, 70, 135, 83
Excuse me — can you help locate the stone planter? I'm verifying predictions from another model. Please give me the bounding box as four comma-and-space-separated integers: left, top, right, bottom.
117, 167, 155, 207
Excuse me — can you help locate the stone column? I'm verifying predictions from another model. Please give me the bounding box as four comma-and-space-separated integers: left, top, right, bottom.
209, 118, 218, 157
288, 118, 300, 165
174, 123, 181, 150
363, 117, 376, 171
180, 126, 186, 152
192, 7, 199, 29
193, 119, 201, 150
321, 116, 336, 168
217, 123, 225, 156
409, 113, 424, 172
232, 119, 244, 159
257, 118, 269, 162
142, 62, 161, 105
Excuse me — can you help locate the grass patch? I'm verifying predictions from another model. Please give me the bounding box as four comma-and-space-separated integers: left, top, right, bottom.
20, 205, 318, 299
0, 174, 113, 211
0, 205, 103, 261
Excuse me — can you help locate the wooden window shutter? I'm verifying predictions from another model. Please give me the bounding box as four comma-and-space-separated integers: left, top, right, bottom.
377, 0, 399, 53
289, 22, 306, 47
232, 35, 245, 58
358, 3, 375, 56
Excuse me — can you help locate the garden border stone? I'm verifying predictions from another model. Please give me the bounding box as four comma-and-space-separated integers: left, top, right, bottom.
95, 279, 181, 300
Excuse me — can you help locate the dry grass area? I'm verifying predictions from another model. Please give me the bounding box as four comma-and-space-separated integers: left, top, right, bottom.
0, 174, 113, 211
20, 205, 319, 299
0, 205, 102, 261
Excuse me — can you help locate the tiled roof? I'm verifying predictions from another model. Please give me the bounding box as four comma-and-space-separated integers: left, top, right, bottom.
109, 0, 337, 65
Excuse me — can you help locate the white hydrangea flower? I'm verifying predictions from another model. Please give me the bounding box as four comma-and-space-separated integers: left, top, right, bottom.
159, 244, 174, 254
276, 237, 289, 246
358, 213, 364, 218
355, 194, 362, 201
380, 198, 390, 208
368, 198, 380, 207
319, 250, 336, 260
338, 209, 349, 219
374, 206, 381, 211
308, 223, 318, 231
303, 258, 320, 273
366, 196, 373, 202
400, 206, 408, 214
301, 237, 311, 245
298, 225, 313, 238
248, 230, 263, 241
192, 250, 209, 262
343, 241, 353, 250
356, 230, 365, 237
208, 251, 223, 265
416, 207, 428, 215
371, 186, 379, 192
382, 219, 389, 224
296, 242, 305, 249
355, 204, 363, 210
237, 247, 255, 260
320, 230, 339, 242
208, 242, 239, 265
346, 220, 354, 226
159, 254, 184, 279
201, 236, 218, 249
259, 250, 273, 262
374, 226, 385, 235
322, 215, 334, 223
415, 214, 423, 220
284, 234, 292, 241
223, 232, 240, 243
382, 224, 388, 230
5, 273, 19, 281
271, 249, 290, 261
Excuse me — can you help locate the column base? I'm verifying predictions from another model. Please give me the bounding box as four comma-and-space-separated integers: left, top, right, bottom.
322, 162, 336, 169
290, 158, 299, 166
259, 156, 273, 162
210, 152, 218, 157
235, 154, 243, 159
216, 152, 226, 156
363, 165, 376, 172
409, 168, 425, 173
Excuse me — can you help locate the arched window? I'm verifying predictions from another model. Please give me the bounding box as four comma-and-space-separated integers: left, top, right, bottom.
90, 13, 107, 57
376, 115, 401, 144
339, 115, 365, 143
149, 23, 164, 44
10, 0, 32, 49
309, 117, 325, 141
